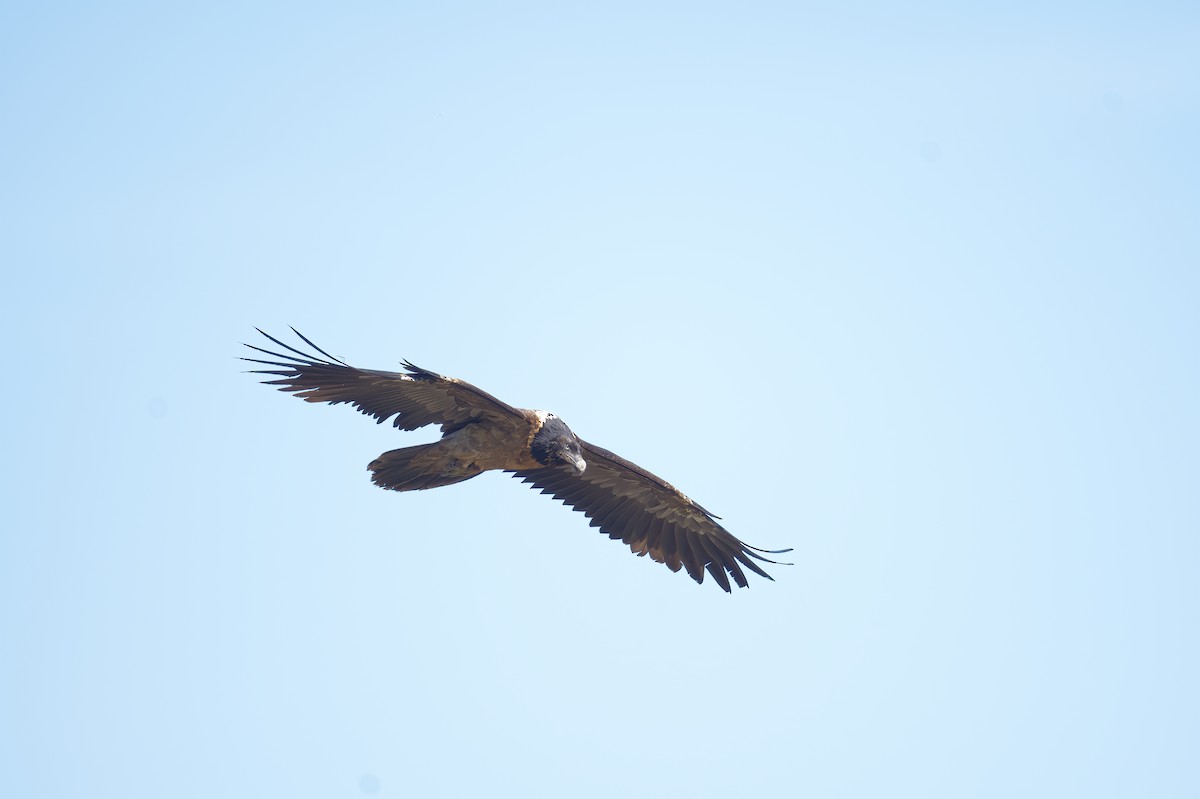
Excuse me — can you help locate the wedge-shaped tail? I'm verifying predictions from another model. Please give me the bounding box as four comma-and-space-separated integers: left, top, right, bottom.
368, 443, 482, 492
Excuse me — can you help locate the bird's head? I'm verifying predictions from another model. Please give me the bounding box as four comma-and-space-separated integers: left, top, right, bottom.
531, 413, 587, 475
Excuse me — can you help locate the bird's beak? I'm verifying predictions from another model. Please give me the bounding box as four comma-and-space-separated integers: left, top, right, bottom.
570, 454, 587, 474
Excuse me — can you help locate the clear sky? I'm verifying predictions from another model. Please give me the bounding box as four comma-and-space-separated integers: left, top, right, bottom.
2, 2, 1197, 797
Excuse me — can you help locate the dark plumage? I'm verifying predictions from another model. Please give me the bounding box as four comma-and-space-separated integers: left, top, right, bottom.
243, 328, 790, 591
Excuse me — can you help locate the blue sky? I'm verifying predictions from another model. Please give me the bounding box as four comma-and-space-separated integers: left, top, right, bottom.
2, 3, 1197, 797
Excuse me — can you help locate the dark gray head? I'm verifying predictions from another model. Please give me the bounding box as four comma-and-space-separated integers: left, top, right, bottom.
530, 413, 586, 474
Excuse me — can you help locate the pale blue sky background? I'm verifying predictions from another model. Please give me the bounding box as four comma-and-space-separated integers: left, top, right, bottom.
2, 2, 1197, 797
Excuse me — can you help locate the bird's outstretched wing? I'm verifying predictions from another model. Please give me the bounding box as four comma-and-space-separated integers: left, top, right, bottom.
243, 328, 523, 432
511, 441, 791, 591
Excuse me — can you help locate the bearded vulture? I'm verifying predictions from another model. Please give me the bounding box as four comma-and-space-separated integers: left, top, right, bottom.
244, 328, 790, 591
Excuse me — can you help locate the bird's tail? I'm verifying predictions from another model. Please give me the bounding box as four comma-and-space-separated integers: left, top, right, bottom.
368, 444, 482, 492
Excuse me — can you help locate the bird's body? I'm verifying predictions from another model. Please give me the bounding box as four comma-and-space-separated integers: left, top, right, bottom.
244, 329, 789, 591
367, 409, 575, 491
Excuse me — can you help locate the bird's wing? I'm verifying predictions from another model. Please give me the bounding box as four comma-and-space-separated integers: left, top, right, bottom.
243, 328, 524, 432
511, 441, 791, 591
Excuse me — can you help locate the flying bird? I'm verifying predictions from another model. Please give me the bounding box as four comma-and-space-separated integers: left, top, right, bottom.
243, 329, 790, 591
